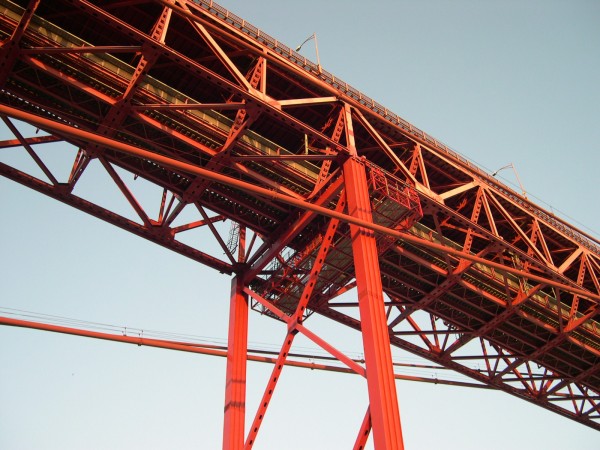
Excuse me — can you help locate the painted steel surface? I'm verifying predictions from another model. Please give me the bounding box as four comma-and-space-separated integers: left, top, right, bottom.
0, 0, 599, 446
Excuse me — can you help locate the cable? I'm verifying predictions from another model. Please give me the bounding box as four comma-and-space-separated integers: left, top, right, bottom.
0, 306, 470, 377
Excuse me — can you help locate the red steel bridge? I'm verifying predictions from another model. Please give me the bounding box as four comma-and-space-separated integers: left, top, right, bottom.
1, 1, 599, 448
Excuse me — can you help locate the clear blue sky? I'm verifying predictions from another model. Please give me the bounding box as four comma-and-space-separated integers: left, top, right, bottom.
1, 1, 599, 448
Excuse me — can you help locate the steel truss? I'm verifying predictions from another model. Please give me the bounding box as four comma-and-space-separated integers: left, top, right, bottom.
0, 0, 599, 448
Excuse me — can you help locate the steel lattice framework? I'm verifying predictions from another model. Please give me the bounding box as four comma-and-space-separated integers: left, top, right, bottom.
1, 1, 599, 448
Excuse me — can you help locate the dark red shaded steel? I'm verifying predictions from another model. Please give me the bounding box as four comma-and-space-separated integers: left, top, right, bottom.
0, 0, 599, 445
0, 105, 594, 300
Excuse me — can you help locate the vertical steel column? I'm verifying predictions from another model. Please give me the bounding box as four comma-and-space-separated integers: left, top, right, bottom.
223, 227, 248, 450
343, 157, 404, 449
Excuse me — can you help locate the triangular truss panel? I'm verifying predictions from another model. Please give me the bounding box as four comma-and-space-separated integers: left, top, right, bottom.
0, 0, 598, 448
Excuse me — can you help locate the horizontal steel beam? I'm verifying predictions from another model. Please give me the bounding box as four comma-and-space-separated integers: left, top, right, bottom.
1, 104, 598, 304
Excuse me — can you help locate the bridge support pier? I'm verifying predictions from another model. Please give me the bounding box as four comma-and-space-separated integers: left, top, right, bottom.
223, 225, 249, 450
344, 157, 405, 450
222, 274, 249, 450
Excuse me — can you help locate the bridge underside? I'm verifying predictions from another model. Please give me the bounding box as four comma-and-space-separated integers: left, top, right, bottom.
1, 0, 599, 446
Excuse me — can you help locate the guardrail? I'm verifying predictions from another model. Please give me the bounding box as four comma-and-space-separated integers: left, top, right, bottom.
191, 0, 599, 255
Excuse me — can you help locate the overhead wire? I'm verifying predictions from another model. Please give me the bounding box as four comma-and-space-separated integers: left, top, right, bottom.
0, 306, 486, 387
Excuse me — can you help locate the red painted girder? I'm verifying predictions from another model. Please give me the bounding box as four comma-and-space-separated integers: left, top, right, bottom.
2, 0, 596, 436
309, 108, 345, 197
128, 112, 308, 201
244, 287, 365, 377
545, 364, 600, 397
178, 0, 252, 92
170, 215, 226, 234
31, 3, 600, 268
0, 141, 592, 370
189, 204, 234, 265
3, 3, 337, 202
230, 154, 336, 162
83, 5, 171, 186
0, 161, 233, 274
243, 109, 345, 277
0, 0, 40, 85
278, 96, 338, 108
244, 174, 345, 280
316, 305, 600, 431
351, 107, 417, 187
2, 96, 596, 422
385, 229, 600, 350
62, 0, 346, 153
97, 156, 154, 227
243, 333, 293, 449
2, 101, 597, 304
440, 285, 543, 357
1, 116, 59, 185
184, 64, 262, 205
383, 251, 588, 361
21, 45, 143, 54
162, 0, 419, 160
18, 54, 122, 105
0, 134, 61, 148
14, 54, 282, 199
8, 0, 596, 298
387, 244, 499, 328
182, 0, 600, 262
418, 194, 578, 291
384, 243, 580, 346
130, 102, 246, 111
244, 209, 350, 447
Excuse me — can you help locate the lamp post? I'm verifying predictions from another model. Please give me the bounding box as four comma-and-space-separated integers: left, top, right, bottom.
295, 32, 321, 72
492, 163, 527, 198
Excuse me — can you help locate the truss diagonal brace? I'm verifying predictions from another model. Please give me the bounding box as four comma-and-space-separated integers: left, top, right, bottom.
3, 104, 598, 303
178, 1, 252, 92
243, 201, 345, 448
354, 408, 372, 450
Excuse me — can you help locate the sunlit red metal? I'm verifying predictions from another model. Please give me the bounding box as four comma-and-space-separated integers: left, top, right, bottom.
223, 224, 249, 450
0, 0, 599, 447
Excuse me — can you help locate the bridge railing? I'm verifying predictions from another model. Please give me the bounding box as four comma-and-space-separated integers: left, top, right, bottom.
192, 0, 600, 256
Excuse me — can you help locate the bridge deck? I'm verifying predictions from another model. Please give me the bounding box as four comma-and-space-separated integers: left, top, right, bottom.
1, 0, 599, 432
